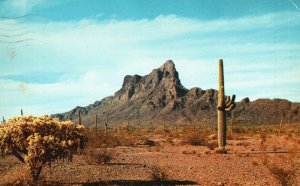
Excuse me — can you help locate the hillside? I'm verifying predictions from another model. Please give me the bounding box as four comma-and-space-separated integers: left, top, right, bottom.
52, 60, 300, 127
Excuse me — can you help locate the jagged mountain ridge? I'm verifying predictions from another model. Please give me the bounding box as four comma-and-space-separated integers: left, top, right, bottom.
52, 60, 300, 127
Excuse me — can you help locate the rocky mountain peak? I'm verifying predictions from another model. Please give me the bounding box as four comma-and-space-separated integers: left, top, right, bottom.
160, 60, 176, 71
159, 60, 178, 79
114, 60, 186, 102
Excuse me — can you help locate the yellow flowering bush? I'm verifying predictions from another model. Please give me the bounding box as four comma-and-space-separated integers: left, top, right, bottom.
0, 115, 85, 180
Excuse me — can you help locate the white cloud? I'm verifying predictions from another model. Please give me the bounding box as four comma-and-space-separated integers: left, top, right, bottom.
0, 11, 300, 119
0, 0, 45, 17
0, 69, 120, 118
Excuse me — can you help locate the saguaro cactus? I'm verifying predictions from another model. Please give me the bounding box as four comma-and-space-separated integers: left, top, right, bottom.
95, 115, 98, 136
76, 109, 85, 154
163, 119, 166, 134
21, 109, 23, 116
217, 59, 236, 150
103, 112, 108, 136
78, 110, 81, 125
279, 111, 284, 135
127, 116, 130, 131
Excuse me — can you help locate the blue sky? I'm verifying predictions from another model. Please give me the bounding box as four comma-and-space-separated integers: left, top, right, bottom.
0, 0, 300, 119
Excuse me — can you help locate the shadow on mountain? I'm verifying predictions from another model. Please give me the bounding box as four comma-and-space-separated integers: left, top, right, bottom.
82, 179, 197, 186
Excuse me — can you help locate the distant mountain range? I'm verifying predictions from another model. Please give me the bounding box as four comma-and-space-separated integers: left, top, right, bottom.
52, 60, 300, 127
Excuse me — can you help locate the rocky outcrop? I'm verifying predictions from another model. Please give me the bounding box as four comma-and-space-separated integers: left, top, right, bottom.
234, 98, 300, 124
52, 60, 300, 127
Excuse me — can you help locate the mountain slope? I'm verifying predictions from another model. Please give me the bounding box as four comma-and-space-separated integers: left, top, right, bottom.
52, 60, 300, 127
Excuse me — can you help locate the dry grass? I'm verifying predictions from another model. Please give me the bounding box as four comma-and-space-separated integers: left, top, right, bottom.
259, 136, 300, 186
86, 129, 145, 148
180, 129, 210, 146
85, 148, 113, 164
150, 166, 168, 181
227, 132, 248, 140
182, 133, 207, 146
267, 163, 291, 185
0, 164, 60, 186
0, 164, 32, 185
259, 132, 267, 144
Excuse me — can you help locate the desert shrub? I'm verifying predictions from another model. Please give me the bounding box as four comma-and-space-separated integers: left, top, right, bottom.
86, 149, 112, 164
181, 132, 207, 146
151, 166, 168, 181
114, 124, 132, 133
118, 135, 135, 146
268, 164, 291, 185
260, 141, 300, 185
87, 134, 121, 148
143, 139, 156, 146
259, 132, 267, 144
0, 115, 85, 181
206, 141, 218, 150
182, 150, 196, 155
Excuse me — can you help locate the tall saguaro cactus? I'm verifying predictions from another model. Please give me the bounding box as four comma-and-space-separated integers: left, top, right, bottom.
78, 110, 81, 125
217, 59, 236, 150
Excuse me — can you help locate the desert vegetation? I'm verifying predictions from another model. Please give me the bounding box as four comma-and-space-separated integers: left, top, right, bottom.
1, 119, 300, 185
0, 115, 86, 185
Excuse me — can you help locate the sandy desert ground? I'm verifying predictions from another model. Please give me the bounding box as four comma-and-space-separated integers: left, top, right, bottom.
1, 126, 300, 186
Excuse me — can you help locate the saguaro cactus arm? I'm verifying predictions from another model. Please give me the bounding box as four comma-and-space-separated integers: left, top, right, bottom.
217, 95, 236, 111
225, 102, 236, 112
225, 95, 235, 106
225, 95, 236, 112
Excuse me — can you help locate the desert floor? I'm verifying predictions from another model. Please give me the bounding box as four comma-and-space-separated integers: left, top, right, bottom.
1, 128, 300, 185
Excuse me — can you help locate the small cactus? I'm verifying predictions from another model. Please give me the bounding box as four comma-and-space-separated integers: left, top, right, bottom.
127, 116, 130, 131
163, 119, 166, 134
217, 59, 236, 150
103, 112, 108, 136
279, 111, 284, 135
95, 115, 98, 136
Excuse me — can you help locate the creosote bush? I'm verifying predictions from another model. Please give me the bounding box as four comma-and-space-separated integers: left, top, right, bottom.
181, 130, 208, 146
0, 115, 85, 181
86, 148, 112, 164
